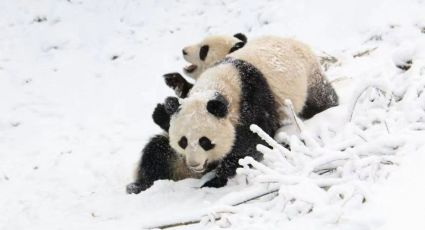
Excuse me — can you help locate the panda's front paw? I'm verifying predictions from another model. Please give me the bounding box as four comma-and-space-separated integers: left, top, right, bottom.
164, 96, 180, 114
126, 182, 148, 194
163, 73, 192, 98
152, 103, 170, 131
163, 72, 183, 88
201, 177, 228, 188
163, 72, 185, 97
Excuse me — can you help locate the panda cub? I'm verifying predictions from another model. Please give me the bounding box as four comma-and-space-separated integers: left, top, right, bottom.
165, 34, 338, 119
163, 33, 247, 98
127, 98, 204, 194
127, 34, 248, 194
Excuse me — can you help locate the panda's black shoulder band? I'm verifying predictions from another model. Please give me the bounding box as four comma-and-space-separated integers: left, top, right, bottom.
218, 57, 280, 134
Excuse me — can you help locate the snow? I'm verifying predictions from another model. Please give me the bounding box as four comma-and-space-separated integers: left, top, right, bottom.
1, 0, 425, 229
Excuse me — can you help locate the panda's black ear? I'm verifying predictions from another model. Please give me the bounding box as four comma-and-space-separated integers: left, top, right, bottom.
164, 96, 180, 115
233, 33, 247, 43
207, 94, 228, 118
229, 42, 245, 53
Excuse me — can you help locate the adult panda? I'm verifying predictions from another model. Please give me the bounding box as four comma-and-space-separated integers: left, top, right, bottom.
163, 33, 247, 98
167, 36, 339, 188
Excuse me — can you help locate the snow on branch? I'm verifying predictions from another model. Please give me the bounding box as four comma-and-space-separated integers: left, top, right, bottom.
198, 79, 418, 228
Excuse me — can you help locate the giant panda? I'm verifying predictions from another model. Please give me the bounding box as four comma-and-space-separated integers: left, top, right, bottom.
165, 34, 338, 119
128, 34, 249, 193
167, 36, 339, 188
163, 33, 247, 98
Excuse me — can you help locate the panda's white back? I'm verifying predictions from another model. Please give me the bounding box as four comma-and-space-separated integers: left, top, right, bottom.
228, 36, 316, 114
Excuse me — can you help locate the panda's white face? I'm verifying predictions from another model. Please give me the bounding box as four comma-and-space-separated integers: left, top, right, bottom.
169, 92, 235, 173
182, 34, 246, 80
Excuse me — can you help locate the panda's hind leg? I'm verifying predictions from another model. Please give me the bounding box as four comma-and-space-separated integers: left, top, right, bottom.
127, 134, 178, 194
299, 71, 339, 119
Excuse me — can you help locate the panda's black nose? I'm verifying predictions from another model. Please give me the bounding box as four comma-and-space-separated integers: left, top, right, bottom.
182, 49, 187, 55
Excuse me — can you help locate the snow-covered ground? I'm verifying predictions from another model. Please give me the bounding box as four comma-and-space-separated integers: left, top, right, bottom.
1, 0, 425, 229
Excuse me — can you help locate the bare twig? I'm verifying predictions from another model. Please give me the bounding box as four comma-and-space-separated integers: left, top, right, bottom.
147, 218, 216, 229
233, 189, 279, 206
353, 47, 377, 58
384, 120, 390, 134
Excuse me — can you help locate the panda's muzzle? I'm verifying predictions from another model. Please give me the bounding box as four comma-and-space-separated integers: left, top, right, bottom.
184, 64, 197, 74
187, 159, 208, 173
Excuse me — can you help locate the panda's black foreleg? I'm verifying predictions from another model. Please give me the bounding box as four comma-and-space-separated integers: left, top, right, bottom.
152, 103, 171, 131
201, 175, 228, 188
201, 126, 264, 188
127, 134, 177, 194
202, 147, 262, 188
163, 72, 193, 98
152, 96, 181, 132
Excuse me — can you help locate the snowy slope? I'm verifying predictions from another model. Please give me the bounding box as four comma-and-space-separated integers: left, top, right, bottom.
1, 0, 425, 229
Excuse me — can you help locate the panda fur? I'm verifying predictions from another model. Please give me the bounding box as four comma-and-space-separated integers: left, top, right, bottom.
163, 33, 247, 98
167, 36, 338, 188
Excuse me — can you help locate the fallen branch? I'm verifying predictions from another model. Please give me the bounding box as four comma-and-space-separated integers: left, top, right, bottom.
145, 219, 208, 230
233, 189, 279, 206
353, 47, 377, 58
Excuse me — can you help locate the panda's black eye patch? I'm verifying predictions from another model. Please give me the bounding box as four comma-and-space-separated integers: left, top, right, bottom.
199, 45, 209, 61
199, 136, 215, 151
178, 136, 188, 149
